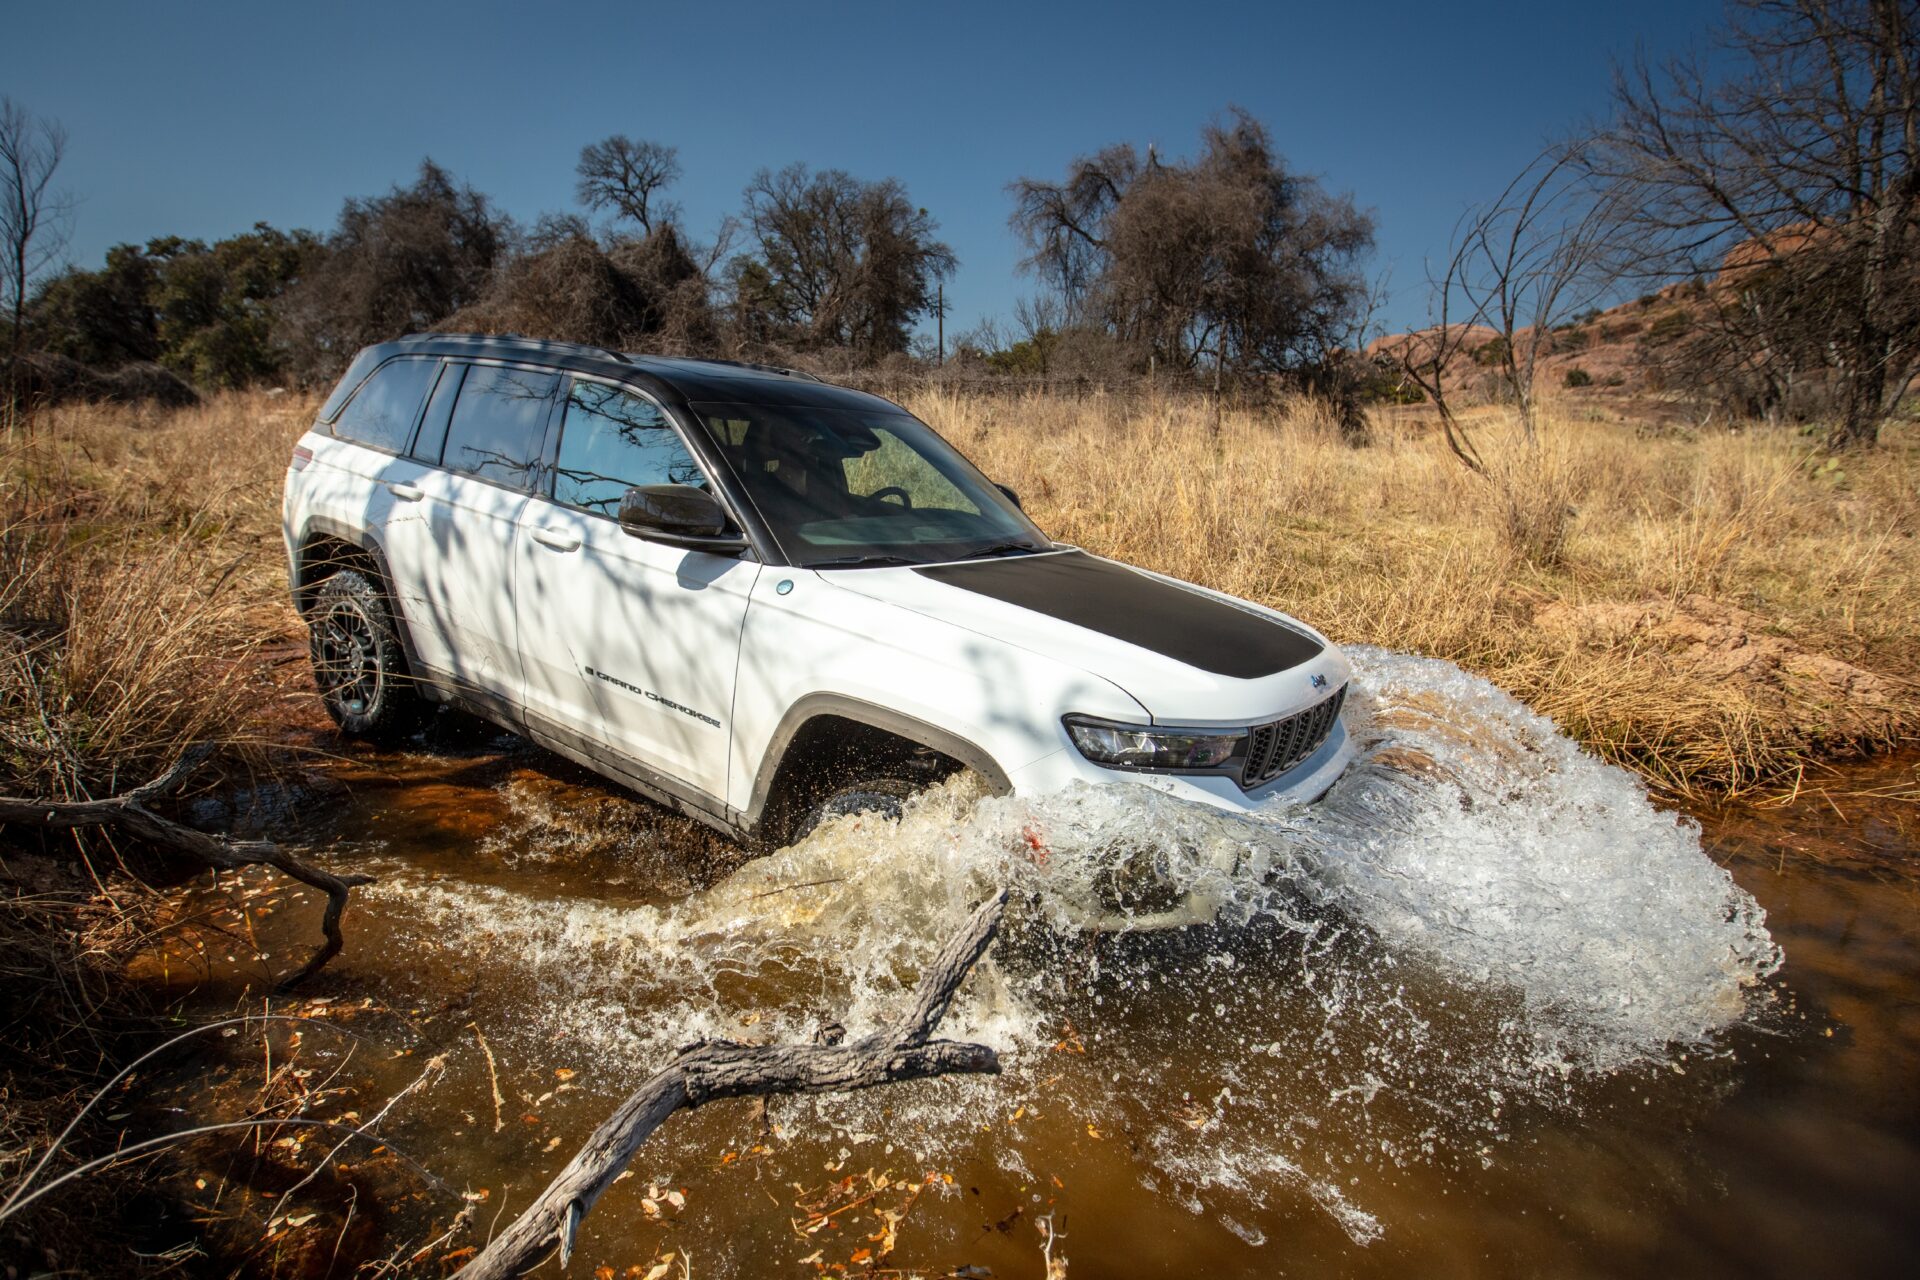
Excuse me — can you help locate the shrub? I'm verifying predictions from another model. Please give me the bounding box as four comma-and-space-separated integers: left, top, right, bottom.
1645, 310, 1693, 346
1471, 334, 1510, 367
2, 352, 198, 414
1564, 366, 1593, 388
1351, 357, 1426, 405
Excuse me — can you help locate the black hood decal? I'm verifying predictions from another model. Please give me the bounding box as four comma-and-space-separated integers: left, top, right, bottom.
914, 552, 1323, 679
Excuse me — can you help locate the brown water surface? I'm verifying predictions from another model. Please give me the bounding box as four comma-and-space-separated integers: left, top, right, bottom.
140, 656, 1920, 1279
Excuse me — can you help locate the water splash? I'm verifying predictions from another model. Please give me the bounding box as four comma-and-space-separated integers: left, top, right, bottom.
359, 647, 1781, 1246
1259, 647, 1782, 1069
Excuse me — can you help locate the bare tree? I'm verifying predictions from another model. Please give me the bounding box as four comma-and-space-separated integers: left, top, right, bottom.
731, 163, 956, 359
0, 97, 74, 379
1008, 144, 1135, 321
1011, 293, 1065, 377
1388, 145, 1617, 466
1583, 0, 1920, 449
1451, 145, 1620, 438
575, 135, 682, 234
1387, 249, 1490, 474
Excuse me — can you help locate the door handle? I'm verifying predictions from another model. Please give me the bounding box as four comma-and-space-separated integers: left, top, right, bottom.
530, 526, 581, 552
387, 482, 424, 501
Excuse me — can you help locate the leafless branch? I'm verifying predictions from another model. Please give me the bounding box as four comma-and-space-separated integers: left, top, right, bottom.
0, 748, 372, 986
456, 889, 1009, 1280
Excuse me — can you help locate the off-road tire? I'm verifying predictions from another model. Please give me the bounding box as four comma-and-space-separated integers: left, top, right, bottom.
308, 569, 424, 743
792, 776, 920, 843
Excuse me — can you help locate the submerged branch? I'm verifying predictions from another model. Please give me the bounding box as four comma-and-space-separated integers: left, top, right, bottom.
0, 749, 372, 987
457, 888, 1010, 1280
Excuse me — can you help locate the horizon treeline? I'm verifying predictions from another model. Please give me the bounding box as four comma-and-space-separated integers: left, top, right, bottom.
16, 115, 1382, 400
6, 1, 1918, 449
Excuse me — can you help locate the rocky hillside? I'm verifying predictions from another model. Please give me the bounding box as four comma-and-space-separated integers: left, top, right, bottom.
1369, 279, 1710, 411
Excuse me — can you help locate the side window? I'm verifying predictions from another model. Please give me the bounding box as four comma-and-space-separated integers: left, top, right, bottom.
332, 357, 439, 453
411, 362, 465, 464
553, 381, 709, 517
441, 365, 560, 489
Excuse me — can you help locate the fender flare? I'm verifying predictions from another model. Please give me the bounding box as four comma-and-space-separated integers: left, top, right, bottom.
293, 518, 426, 676
741, 693, 1013, 830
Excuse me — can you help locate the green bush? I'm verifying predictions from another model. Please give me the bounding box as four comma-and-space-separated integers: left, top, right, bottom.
1564, 366, 1593, 388
1353, 367, 1425, 405
1471, 334, 1509, 367
1645, 310, 1692, 346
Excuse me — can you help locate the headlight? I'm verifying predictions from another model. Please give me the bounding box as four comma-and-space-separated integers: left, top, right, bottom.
1064, 715, 1245, 771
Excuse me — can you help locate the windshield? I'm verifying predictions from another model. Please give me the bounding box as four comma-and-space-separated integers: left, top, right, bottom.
689, 402, 1050, 567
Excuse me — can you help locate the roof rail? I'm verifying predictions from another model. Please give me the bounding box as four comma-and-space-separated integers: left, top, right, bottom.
685, 357, 823, 383
421, 332, 632, 365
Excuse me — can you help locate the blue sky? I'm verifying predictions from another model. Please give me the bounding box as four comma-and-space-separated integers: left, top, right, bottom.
2, 0, 1723, 336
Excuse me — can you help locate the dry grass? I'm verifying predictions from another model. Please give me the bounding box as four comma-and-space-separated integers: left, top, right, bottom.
4, 385, 1914, 807
0, 391, 312, 802
909, 387, 1920, 798
1, 384, 1909, 1278
0, 392, 320, 1274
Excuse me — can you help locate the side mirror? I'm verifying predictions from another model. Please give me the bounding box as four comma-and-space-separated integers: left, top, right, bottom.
618, 484, 748, 553
996, 483, 1023, 510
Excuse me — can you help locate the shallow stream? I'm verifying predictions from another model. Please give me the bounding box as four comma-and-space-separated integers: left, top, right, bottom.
149, 649, 1920, 1277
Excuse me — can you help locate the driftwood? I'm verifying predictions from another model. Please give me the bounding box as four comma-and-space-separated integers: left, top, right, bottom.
0, 752, 371, 987
458, 888, 1010, 1280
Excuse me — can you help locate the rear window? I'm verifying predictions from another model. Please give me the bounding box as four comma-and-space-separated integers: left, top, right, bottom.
318, 348, 383, 423
441, 365, 560, 489
331, 357, 439, 453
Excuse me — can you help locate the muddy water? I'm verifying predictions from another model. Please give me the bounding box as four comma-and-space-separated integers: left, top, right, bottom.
151, 650, 1919, 1278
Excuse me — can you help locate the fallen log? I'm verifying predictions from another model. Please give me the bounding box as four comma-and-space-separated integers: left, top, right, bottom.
458, 888, 1010, 1280
0, 752, 371, 987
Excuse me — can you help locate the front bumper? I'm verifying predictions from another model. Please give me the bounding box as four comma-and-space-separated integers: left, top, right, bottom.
1004, 718, 1355, 930
1008, 716, 1355, 815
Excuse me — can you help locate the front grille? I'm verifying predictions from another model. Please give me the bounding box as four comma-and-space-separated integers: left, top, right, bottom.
1242, 684, 1347, 788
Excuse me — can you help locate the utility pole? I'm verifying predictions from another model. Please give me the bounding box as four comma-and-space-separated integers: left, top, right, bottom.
936, 281, 945, 367
1212, 325, 1226, 437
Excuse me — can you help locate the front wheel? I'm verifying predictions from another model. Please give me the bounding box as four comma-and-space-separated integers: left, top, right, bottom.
308, 569, 424, 743
792, 776, 920, 843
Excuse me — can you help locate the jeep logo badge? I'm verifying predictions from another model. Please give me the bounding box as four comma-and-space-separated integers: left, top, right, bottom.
1310, 673, 1328, 689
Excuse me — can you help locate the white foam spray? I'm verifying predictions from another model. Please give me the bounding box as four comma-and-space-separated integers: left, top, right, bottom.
361, 647, 1781, 1245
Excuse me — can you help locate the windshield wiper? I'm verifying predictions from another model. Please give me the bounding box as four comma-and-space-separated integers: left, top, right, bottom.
961, 541, 1047, 559
805, 553, 921, 569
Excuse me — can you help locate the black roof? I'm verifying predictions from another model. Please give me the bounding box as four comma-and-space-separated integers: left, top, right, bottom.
323, 333, 900, 418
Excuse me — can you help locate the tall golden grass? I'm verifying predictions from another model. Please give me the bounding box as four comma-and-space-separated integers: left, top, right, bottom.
0, 392, 312, 801
908, 387, 1920, 798
4, 387, 1913, 801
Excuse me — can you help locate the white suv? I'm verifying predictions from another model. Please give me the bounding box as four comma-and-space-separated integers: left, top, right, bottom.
283, 335, 1353, 851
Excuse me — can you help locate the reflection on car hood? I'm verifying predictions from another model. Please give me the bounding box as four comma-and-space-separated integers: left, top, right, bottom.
827, 549, 1348, 723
